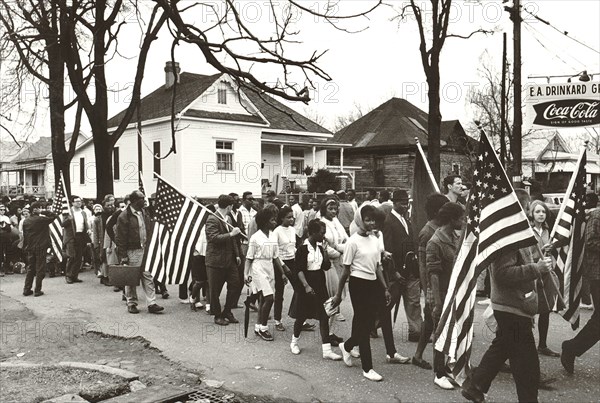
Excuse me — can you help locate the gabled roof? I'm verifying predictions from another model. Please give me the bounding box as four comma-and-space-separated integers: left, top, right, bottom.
522, 131, 571, 161
106, 72, 330, 135
332, 97, 473, 150
0, 140, 28, 163
12, 137, 52, 162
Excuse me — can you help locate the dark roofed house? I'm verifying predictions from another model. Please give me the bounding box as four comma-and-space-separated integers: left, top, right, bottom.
328, 97, 476, 191
67, 62, 346, 199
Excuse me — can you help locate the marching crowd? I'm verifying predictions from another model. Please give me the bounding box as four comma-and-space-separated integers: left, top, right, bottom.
0, 175, 598, 402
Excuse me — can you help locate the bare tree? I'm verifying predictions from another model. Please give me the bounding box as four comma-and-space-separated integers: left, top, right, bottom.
331, 102, 366, 133
395, 0, 492, 182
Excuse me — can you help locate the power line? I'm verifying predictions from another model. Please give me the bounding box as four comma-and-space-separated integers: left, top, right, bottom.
522, 21, 583, 71
522, 7, 600, 55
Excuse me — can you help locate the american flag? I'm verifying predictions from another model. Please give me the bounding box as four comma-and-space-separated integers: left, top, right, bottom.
49, 172, 71, 262
138, 171, 149, 205
143, 177, 207, 284
550, 149, 587, 329
434, 133, 538, 384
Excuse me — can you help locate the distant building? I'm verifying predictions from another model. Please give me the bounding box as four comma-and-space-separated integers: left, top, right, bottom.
522, 131, 600, 192
67, 62, 349, 199
327, 97, 476, 192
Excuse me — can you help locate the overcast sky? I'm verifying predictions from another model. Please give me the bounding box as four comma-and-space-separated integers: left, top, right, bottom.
2, 0, 599, 142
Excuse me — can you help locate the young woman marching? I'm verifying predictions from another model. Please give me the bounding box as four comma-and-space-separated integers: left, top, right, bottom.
332, 205, 391, 382
245, 209, 291, 341
530, 200, 560, 357
290, 219, 342, 361
272, 206, 296, 331
427, 202, 464, 390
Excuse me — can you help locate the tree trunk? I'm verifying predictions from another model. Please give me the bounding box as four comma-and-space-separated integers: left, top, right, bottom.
91, 121, 114, 199
427, 64, 442, 183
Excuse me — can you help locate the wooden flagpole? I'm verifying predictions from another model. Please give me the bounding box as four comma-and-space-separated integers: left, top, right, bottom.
415, 137, 440, 193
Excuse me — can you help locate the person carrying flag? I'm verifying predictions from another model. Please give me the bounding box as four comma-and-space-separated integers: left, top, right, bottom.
462, 189, 553, 403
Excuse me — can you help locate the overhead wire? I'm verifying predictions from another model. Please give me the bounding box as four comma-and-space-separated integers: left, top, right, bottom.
522, 21, 584, 72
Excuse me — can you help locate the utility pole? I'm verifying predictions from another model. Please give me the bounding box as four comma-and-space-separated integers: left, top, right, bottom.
500, 32, 507, 167
509, 0, 522, 186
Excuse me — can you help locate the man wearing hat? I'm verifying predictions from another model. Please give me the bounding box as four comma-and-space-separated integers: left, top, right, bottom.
116, 190, 164, 314
22, 202, 57, 296
383, 189, 422, 342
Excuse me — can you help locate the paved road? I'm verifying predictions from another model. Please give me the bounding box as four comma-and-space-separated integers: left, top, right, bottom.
1, 270, 598, 402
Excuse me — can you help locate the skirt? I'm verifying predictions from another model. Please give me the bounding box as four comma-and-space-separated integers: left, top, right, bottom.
288, 269, 328, 320
324, 258, 346, 299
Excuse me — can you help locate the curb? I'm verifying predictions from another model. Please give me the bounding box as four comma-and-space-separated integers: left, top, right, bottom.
1, 361, 139, 381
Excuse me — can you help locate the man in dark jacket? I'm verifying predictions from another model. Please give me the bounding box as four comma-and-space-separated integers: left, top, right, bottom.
462, 189, 552, 403
206, 194, 242, 325
62, 195, 90, 283
22, 202, 56, 296
115, 190, 163, 314
383, 189, 422, 342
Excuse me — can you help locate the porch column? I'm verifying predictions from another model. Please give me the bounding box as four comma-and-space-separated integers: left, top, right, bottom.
312, 146, 316, 168
340, 147, 345, 172
23, 168, 27, 194
279, 144, 285, 177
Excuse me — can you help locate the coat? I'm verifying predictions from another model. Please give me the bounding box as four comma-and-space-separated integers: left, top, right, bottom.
62, 210, 89, 247
383, 211, 418, 279
205, 212, 241, 269
115, 206, 152, 260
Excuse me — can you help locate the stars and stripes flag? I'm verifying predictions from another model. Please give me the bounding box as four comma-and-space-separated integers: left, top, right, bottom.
143, 176, 207, 284
138, 171, 150, 205
49, 171, 71, 262
434, 132, 538, 384
549, 148, 587, 329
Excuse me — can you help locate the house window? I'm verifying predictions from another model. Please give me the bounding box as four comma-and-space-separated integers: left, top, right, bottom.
216, 140, 234, 171
80, 157, 85, 185
374, 156, 384, 187
113, 147, 120, 180
32, 172, 39, 186
290, 148, 305, 175
452, 163, 461, 175
153, 141, 161, 175
217, 82, 227, 104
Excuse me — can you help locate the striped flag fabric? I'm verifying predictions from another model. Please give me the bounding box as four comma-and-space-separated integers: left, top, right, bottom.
550, 149, 587, 329
143, 177, 207, 284
138, 171, 150, 205
434, 132, 538, 384
49, 172, 71, 262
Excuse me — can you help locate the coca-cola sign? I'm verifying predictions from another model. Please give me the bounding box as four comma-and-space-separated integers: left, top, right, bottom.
533, 99, 600, 127
525, 81, 600, 129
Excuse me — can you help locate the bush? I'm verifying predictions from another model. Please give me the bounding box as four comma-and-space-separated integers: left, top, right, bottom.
307, 169, 341, 193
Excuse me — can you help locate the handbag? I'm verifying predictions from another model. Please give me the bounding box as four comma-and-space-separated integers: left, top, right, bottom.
323, 297, 340, 317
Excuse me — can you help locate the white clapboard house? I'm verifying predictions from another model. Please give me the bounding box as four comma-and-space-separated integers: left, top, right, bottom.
65, 62, 352, 199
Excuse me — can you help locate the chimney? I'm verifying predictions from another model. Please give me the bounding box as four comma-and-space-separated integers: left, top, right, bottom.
164, 61, 180, 89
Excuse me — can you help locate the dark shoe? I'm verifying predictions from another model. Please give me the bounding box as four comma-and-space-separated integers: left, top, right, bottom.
113, 286, 122, 292
370, 329, 379, 338
412, 356, 432, 370
461, 376, 485, 403
190, 301, 197, 312
23, 289, 33, 297
538, 346, 560, 357
302, 322, 316, 331
73, 278, 83, 283
148, 304, 164, 314
258, 329, 274, 341
275, 322, 285, 331
162, 292, 169, 299
539, 373, 557, 390
65, 277, 74, 284
128, 305, 140, 314
49, 273, 56, 278
224, 313, 239, 324
122, 294, 127, 302
214, 317, 228, 326
34, 291, 44, 297
100, 277, 112, 286
561, 341, 575, 374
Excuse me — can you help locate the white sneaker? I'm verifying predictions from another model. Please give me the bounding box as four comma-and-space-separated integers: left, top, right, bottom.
350, 346, 360, 358
477, 298, 490, 306
179, 298, 189, 304
580, 303, 593, 310
194, 301, 204, 309
386, 353, 410, 364
363, 369, 383, 382
322, 343, 342, 361
290, 343, 300, 355
434, 375, 455, 390
339, 342, 353, 367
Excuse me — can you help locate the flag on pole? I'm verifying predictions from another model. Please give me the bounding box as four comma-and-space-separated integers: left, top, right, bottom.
49, 172, 71, 262
143, 176, 207, 284
434, 132, 538, 384
138, 171, 150, 205
410, 138, 441, 240
550, 149, 587, 329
